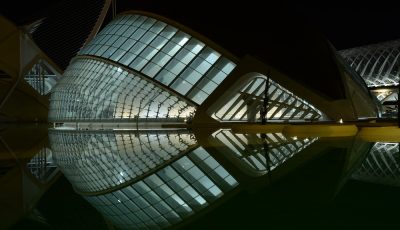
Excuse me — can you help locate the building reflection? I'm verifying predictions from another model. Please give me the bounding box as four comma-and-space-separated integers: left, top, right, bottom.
49, 130, 197, 194
0, 125, 59, 229
209, 129, 317, 176
44, 124, 400, 230
50, 129, 240, 229
48, 127, 333, 229
352, 142, 400, 186
26, 147, 58, 184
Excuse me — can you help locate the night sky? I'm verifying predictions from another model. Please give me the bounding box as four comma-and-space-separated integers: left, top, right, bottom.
288, 3, 400, 50
112, 0, 400, 51
2, 0, 398, 97
2, 0, 400, 51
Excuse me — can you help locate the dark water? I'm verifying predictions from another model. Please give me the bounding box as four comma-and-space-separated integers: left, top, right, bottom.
1, 125, 399, 229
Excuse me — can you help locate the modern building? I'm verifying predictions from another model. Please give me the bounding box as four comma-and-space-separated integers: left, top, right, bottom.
1, 2, 400, 229
48, 11, 378, 127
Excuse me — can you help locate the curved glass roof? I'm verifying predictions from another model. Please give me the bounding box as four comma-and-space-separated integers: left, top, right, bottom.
339, 39, 400, 87
79, 13, 236, 105
49, 58, 196, 122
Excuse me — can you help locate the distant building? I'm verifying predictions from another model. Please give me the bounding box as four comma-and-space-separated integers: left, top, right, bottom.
0, 16, 58, 122
339, 40, 400, 118
0, 0, 110, 122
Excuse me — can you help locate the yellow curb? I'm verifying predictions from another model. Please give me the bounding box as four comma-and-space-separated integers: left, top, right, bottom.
359, 126, 400, 142
282, 125, 358, 137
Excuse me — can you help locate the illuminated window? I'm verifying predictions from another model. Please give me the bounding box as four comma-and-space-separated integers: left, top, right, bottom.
78, 14, 236, 105
213, 75, 324, 122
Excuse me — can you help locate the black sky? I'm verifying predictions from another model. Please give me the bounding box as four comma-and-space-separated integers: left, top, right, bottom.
1, 0, 399, 50
107, 0, 400, 51
288, 4, 400, 49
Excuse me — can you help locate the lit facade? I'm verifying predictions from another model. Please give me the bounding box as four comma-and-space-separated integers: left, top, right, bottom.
212, 74, 324, 122
49, 11, 377, 125
49, 13, 236, 123
49, 58, 196, 122
339, 40, 400, 88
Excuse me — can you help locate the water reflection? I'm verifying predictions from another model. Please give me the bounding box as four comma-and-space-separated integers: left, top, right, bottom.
0, 125, 59, 229
47, 127, 326, 229
49, 130, 197, 193
49, 129, 240, 229
3, 125, 400, 229
26, 148, 58, 184
210, 129, 317, 175
352, 142, 400, 186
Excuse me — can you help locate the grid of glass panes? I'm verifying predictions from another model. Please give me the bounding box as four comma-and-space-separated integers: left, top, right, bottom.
26, 148, 59, 183
212, 129, 317, 175
213, 75, 324, 121
352, 142, 400, 186
83, 147, 238, 229
79, 14, 236, 104
24, 60, 59, 95
49, 58, 196, 122
50, 130, 197, 193
339, 39, 400, 87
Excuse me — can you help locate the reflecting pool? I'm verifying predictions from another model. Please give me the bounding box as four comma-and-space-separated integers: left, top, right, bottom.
2, 124, 400, 229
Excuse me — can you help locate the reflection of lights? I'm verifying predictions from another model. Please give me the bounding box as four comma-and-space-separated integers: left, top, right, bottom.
27, 148, 58, 183
292, 136, 298, 140
78, 146, 238, 230
374, 89, 391, 93
119, 172, 124, 176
